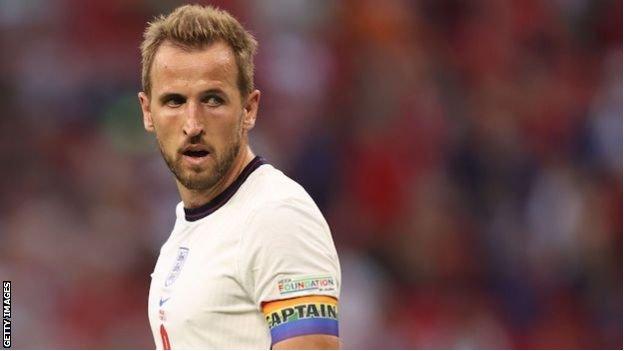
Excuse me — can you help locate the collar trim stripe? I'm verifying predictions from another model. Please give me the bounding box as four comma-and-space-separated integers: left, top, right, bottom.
183, 156, 266, 221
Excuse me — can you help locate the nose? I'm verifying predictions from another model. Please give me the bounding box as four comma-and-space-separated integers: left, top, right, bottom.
183, 101, 204, 138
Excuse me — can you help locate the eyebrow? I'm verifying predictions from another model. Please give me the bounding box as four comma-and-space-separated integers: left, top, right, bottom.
157, 88, 228, 104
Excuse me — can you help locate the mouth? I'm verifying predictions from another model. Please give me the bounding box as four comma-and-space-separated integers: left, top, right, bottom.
181, 145, 211, 166
183, 149, 210, 158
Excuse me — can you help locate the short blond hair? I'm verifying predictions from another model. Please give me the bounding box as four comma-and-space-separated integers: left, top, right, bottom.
140, 4, 258, 97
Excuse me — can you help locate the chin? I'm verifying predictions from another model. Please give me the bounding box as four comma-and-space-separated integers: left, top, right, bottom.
179, 171, 220, 191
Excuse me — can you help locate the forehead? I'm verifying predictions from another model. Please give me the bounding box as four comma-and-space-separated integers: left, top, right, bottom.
150, 40, 238, 94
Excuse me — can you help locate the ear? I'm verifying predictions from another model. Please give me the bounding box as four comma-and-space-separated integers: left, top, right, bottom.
138, 91, 155, 132
242, 89, 260, 132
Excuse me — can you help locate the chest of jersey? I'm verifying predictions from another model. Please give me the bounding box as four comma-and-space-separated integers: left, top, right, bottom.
148, 215, 268, 349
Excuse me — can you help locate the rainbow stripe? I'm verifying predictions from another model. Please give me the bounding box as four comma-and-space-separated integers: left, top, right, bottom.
262, 295, 339, 345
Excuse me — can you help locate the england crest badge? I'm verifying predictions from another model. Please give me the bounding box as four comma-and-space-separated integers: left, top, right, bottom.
165, 247, 190, 287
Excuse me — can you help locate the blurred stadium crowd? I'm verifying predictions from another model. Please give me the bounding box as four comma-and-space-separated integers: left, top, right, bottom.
0, 0, 621, 348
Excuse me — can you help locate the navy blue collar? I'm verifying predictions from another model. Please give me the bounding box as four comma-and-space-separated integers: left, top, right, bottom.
184, 156, 266, 222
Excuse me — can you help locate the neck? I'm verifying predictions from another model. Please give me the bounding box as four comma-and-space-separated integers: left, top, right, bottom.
177, 145, 255, 209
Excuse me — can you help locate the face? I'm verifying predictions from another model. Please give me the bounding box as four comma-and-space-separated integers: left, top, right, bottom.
139, 41, 259, 191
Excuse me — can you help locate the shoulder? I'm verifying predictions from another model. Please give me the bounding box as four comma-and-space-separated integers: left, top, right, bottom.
237, 163, 336, 257
240, 163, 327, 227
244, 164, 315, 205
236, 162, 338, 268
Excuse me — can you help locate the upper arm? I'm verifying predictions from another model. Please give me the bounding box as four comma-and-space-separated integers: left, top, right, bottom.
239, 200, 341, 347
239, 200, 341, 305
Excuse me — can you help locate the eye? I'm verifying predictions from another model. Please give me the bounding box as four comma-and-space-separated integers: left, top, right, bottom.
202, 95, 224, 107
164, 95, 185, 108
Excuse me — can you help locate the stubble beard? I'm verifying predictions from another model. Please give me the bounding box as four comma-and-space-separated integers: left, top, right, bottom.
158, 127, 243, 192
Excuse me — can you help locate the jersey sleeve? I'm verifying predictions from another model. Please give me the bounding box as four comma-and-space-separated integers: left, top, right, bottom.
238, 199, 341, 343
240, 199, 341, 304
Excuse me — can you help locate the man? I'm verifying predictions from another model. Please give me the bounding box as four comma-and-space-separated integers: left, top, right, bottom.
137, 4, 341, 349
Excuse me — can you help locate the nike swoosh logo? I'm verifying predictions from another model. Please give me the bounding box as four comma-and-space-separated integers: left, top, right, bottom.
159, 297, 170, 307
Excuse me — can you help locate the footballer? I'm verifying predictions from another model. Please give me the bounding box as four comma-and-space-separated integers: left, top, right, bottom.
137, 4, 341, 349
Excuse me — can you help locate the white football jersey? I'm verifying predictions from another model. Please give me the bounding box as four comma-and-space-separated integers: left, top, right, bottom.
148, 157, 341, 349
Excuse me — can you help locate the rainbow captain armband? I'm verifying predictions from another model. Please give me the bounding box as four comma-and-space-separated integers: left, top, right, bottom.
262, 295, 339, 345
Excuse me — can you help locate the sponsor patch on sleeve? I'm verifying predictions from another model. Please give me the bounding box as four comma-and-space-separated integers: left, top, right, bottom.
262, 295, 339, 345
277, 274, 337, 296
